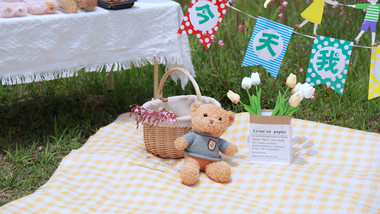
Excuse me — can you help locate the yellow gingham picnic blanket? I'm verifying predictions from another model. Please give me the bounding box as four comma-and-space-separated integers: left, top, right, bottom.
1, 113, 379, 213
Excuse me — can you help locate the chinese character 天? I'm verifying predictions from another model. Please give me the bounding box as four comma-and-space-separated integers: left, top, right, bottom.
256, 33, 280, 57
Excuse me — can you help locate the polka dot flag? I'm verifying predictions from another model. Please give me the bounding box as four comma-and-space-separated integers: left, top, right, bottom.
306, 36, 353, 95
177, 0, 228, 50
369, 47, 380, 100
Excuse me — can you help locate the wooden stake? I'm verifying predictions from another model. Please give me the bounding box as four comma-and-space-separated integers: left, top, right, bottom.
153, 57, 159, 99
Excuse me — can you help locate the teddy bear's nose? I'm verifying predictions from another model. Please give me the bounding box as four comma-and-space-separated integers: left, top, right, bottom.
209, 119, 214, 124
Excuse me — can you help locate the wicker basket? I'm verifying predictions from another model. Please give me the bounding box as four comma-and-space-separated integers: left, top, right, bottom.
142, 67, 220, 159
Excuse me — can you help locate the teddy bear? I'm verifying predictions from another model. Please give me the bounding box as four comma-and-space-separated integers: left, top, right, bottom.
174, 101, 238, 186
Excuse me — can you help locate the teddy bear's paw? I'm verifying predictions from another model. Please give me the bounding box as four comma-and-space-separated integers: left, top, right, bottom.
224, 144, 238, 157
174, 137, 188, 151
180, 164, 200, 186
205, 162, 231, 183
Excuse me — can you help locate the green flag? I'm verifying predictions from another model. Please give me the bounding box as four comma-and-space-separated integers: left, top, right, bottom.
306, 36, 353, 95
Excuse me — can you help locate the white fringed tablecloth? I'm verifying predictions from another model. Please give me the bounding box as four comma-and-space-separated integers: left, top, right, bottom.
0, 1, 194, 88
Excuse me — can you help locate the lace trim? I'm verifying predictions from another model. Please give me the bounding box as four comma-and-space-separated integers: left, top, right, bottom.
143, 121, 192, 128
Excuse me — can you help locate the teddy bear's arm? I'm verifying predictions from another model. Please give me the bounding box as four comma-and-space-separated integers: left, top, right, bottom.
218, 138, 238, 157
174, 137, 188, 151
223, 144, 238, 157
175, 132, 195, 151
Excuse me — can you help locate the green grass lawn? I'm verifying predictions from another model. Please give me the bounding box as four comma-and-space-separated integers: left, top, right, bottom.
1, 0, 379, 206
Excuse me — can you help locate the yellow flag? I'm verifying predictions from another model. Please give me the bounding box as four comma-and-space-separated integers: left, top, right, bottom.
369, 47, 380, 100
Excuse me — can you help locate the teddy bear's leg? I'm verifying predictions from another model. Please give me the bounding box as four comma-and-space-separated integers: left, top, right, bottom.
180, 157, 200, 186
205, 161, 231, 183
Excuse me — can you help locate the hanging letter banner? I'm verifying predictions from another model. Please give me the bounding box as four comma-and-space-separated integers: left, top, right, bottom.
241, 16, 293, 78
306, 36, 353, 95
178, 0, 228, 50
369, 47, 380, 100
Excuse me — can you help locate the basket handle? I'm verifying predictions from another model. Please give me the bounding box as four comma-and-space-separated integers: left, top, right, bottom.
157, 67, 202, 103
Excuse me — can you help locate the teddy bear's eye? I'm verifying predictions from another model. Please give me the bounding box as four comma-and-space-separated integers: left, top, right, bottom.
218, 117, 222, 121
203, 113, 208, 117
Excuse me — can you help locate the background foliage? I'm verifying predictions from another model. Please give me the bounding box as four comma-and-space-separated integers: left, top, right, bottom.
0, 0, 379, 206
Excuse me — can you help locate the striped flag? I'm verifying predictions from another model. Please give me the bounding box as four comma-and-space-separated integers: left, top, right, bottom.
242, 16, 293, 78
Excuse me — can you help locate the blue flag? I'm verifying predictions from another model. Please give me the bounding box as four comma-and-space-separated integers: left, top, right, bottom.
242, 16, 293, 78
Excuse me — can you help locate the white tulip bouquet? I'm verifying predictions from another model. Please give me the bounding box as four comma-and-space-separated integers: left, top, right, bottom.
227, 72, 315, 116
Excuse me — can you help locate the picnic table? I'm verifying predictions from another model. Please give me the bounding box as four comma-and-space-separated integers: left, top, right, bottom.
0, 1, 194, 92
1, 112, 379, 213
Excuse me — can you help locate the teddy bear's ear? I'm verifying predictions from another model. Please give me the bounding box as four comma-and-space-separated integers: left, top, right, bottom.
191, 101, 202, 112
227, 111, 235, 126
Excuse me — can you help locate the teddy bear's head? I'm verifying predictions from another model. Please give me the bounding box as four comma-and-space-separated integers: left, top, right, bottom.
190, 102, 235, 137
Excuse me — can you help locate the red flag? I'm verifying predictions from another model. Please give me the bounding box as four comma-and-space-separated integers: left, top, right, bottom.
178, 0, 228, 50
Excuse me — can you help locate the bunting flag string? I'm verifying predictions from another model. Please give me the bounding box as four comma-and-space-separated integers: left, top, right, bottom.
177, 1, 378, 99
227, 3, 372, 49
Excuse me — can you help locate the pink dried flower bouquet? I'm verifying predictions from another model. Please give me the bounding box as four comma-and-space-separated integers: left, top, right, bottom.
130, 105, 177, 128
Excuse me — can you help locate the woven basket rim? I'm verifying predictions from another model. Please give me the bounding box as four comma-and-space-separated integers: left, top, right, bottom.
142, 95, 220, 126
